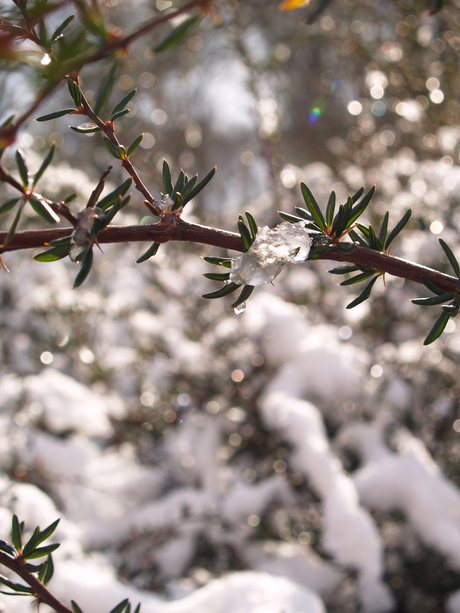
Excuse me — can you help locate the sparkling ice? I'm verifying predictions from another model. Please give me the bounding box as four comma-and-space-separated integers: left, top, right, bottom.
230, 221, 312, 286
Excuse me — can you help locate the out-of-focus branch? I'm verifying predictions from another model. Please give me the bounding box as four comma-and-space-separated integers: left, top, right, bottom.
0, 0, 208, 144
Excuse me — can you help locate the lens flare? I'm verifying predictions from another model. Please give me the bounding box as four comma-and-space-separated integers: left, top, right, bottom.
309, 96, 326, 125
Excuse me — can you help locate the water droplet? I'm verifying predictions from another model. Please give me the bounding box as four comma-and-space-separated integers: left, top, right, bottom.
234, 302, 246, 315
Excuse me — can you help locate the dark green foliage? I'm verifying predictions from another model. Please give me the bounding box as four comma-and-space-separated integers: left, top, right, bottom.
0, 198, 20, 215
202, 282, 240, 299
34, 242, 70, 262
384, 209, 412, 251
439, 238, 460, 277
238, 215, 253, 252
153, 14, 202, 53
423, 310, 451, 345
203, 256, 232, 268
111, 90, 136, 122
102, 137, 121, 159
73, 248, 94, 288
136, 242, 160, 263
11, 516, 21, 552
15, 150, 28, 187
33, 144, 55, 186
162, 159, 173, 195
245, 212, 258, 241
36, 109, 76, 122
300, 182, 326, 231
50, 14, 76, 47
94, 63, 118, 115
29, 197, 58, 224
346, 275, 379, 309
98, 179, 132, 210
127, 134, 144, 157
231, 284, 254, 309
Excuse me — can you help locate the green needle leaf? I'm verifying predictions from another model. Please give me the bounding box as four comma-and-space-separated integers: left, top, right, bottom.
98, 179, 132, 210
162, 159, 173, 195
43, 555, 54, 584
385, 208, 412, 251
102, 137, 121, 159
50, 14, 75, 44
71, 601, 85, 613
36, 109, 76, 122
15, 150, 28, 187
346, 275, 379, 309
340, 271, 376, 286
126, 133, 144, 157
231, 284, 254, 309
202, 256, 232, 268
181, 166, 216, 206
33, 144, 55, 187
411, 292, 455, 306
351, 186, 364, 203
34, 245, 71, 262
202, 282, 240, 299
346, 185, 376, 228
24, 543, 60, 560
110, 599, 130, 613
0, 198, 20, 215
73, 249, 93, 288
11, 516, 21, 552
238, 216, 253, 252
439, 238, 460, 277
153, 14, 202, 53
94, 63, 117, 115
300, 182, 326, 231
29, 197, 59, 224
245, 212, 258, 241
326, 191, 336, 229
111, 89, 137, 120
378, 211, 389, 246
136, 242, 160, 263
203, 272, 231, 281
423, 310, 450, 345
420, 276, 445, 296
278, 211, 304, 224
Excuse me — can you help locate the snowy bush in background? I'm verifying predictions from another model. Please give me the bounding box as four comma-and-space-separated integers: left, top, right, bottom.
2, 0, 460, 611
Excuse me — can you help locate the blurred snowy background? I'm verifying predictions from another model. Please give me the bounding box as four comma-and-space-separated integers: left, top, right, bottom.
2, 0, 460, 611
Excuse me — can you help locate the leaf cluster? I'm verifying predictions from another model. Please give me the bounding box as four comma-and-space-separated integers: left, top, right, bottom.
202, 212, 257, 310
410, 239, 460, 345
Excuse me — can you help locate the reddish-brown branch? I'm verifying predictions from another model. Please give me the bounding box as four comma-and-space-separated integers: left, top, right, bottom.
0, 221, 457, 293
0, 551, 73, 613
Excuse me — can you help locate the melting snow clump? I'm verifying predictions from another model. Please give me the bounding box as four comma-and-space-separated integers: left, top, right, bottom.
230, 221, 312, 286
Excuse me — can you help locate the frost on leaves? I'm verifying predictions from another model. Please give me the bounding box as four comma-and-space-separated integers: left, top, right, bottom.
230, 221, 312, 286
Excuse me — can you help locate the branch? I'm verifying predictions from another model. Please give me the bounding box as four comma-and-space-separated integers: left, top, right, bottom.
0, 0, 206, 143
0, 551, 72, 613
0, 220, 457, 293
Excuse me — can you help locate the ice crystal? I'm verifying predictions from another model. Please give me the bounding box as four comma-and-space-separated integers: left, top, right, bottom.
70, 207, 103, 262
230, 221, 311, 286
158, 194, 174, 214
